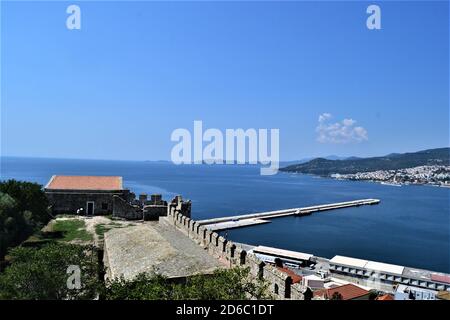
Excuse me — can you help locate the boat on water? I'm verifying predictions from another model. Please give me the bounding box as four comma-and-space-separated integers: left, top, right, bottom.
380, 182, 402, 187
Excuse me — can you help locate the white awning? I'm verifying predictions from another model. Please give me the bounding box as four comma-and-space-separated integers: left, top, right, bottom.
329, 255, 368, 269
365, 261, 404, 276
253, 246, 313, 261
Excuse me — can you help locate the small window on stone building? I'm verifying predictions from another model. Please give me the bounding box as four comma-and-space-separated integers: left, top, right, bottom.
102, 202, 108, 210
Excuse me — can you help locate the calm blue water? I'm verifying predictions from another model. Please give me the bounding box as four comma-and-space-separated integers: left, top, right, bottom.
1, 156, 449, 273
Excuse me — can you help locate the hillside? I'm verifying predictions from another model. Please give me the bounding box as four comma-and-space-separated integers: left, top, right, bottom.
280, 148, 450, 176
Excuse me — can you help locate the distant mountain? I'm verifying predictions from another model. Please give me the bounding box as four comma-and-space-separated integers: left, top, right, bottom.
345, 156, 362, 161
324, 155, 349, 161
280, 148, 450, 176
280, 155, 353, 167
279, 160, 309, 167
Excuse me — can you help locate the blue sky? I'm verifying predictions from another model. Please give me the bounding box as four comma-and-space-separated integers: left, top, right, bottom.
1, 1, 448, 161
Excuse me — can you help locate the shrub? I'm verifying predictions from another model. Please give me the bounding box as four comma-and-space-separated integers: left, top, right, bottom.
0, 243, 100, 300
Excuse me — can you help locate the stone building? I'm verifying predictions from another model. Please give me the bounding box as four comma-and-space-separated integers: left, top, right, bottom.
45, 175, 134, 215
44, 175, 191, 220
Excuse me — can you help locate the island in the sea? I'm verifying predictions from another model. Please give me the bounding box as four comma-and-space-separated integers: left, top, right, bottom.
280, 147, 450, 186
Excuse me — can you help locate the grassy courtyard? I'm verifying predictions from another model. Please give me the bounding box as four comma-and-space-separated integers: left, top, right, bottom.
51, 219, 93, 242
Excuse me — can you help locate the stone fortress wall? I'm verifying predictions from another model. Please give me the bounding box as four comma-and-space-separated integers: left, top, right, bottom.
166, 199, 306, 300
113, 193, 192, 221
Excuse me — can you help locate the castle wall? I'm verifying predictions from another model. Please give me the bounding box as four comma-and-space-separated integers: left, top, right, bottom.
113, 195, 142, 220
46, 190, 121, 215
143, 205, 167, 221
166, 203, 305, 300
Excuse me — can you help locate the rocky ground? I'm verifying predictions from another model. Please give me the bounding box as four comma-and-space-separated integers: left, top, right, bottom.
103, 218, 225, 280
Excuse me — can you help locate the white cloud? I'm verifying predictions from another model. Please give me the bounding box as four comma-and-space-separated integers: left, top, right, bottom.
316, 113, 368, 144
318, 113, 332, 122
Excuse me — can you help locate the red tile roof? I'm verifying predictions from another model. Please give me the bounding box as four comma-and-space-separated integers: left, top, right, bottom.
45, 175, 123, 191
313, 284, 370, 300
431, 274, 450, 284
376, 294, 394, 301
277, 267, 302, 284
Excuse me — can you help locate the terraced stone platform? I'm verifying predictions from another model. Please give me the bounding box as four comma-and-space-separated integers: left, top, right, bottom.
103, 219, 224, 280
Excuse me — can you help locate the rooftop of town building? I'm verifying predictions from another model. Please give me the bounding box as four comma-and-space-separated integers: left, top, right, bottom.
313, 283, 370, 300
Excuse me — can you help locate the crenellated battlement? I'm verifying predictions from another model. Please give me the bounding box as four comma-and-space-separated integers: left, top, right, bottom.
166, 202, 306, 300
114, 193, 191, 221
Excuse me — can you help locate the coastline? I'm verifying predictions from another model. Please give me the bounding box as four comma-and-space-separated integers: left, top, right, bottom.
282, 171, 450, 188
2, 157, 450, 273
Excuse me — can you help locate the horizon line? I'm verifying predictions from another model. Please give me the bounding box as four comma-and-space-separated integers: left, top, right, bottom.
1, 146, 448, 164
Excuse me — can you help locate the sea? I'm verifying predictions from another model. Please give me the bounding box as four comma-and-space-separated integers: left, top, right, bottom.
1, 156, 449, 273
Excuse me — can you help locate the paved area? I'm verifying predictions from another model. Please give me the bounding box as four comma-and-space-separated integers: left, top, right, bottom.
103, 219, 224, 280
197, 199, 380, 227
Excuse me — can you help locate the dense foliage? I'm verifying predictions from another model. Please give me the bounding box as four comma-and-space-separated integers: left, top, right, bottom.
281, 147, 450, 175
0, 243, 100, 299
0, 239, 269, 300
103, 267, 271, 300
0, 180, 50, 258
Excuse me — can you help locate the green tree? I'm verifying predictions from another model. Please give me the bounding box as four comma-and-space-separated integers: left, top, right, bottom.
0, 243, 100, 300
174, 267, 270, 300
102, 273, 173, 300
0, 179, 49, 225
0, 180, 50, 258
103, 267, 271, 300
